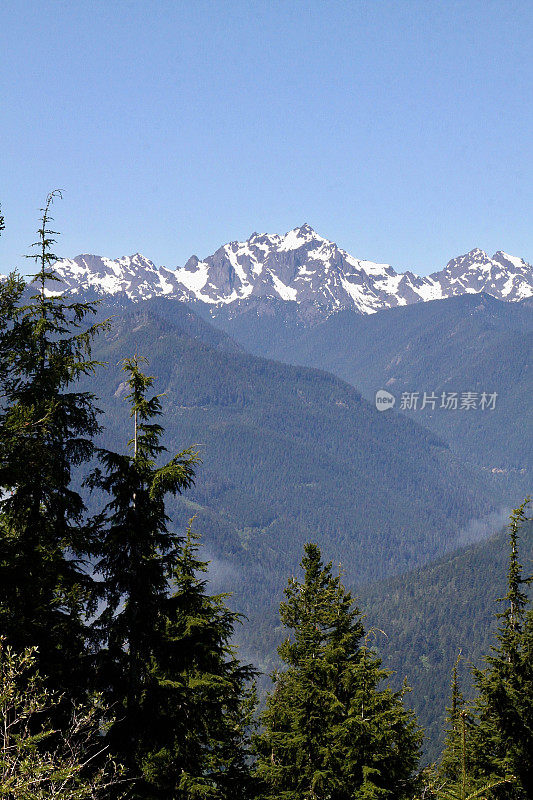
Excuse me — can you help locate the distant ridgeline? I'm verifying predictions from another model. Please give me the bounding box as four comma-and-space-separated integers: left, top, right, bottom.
38, 225, 532, 503
78, 298, 531, 760
360, 519, 533, 762
42, 224, 533, 313
1, 206, 532, 793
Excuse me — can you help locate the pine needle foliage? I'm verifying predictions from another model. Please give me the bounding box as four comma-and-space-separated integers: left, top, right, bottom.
142, 522, 257, 800
428, 703, 514, 800
87, 356, 198, 772
255, 543, 421, 800
439, 654, 470, 787
0, 192, 106, 695
436, 699, 512, 800
467, 499, 532, 799
89, 355, 255, 798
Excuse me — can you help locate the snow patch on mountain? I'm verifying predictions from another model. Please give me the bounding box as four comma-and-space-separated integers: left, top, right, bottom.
37, 225, 533, 314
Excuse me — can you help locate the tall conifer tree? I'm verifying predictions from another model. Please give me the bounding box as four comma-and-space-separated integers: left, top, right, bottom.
144, 523, 257, 799
0, 192, 104, 694
88, 356, 197, 781
468, 499, 532, 799
90, 355, 255, 799
255, 543, 421, 800
436, 653, 494, 799
439, 654, 470, 788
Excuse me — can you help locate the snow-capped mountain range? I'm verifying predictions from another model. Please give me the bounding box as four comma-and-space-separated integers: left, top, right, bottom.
45, 224, 533, 315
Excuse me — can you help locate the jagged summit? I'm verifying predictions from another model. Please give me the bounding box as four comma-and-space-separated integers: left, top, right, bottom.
430, 247, 533, 302
37, 226, 533, 313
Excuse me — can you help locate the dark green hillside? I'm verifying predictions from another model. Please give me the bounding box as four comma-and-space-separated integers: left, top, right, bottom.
75, 291, 243, 353
83, 303, 490, 667
259, 293, 531, 492
90, 304, 485, 578
198, 296, 315, 355
360, 518, 533, 762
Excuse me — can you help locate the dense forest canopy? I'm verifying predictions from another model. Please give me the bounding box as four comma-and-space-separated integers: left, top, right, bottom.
0, 198, 531, 799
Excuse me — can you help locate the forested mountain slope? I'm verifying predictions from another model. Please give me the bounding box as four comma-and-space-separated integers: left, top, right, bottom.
360, 519, 533, 761
259, 293, 531, 493
82, 302, 492, 655
79, 300, 532, 762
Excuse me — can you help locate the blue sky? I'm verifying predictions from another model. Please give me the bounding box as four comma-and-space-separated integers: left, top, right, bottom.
1, 0, 531, 275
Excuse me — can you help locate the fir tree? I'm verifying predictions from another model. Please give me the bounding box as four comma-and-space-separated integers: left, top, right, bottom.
439, 653, 469, 787
468, 499, 532, 799
143, 522, 257, 800
436, 655, 492, 800
88, 355, 197, 779
90, 355, 255, 799
0, 191, 105, 695
255, 543, 421, 800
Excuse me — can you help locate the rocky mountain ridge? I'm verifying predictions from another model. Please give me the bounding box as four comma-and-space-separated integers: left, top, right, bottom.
43, 224, 533, 313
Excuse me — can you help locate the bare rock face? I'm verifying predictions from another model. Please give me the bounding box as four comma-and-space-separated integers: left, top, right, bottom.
45, 226, 532, 314
431, 248, 533, 303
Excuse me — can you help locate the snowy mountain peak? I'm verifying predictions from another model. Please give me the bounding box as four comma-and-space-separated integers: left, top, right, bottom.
431, 248, 533, 302
43, 228, 533, 313
278, 224, 328, 251
45, 253, 171, 299
468, 247, 488, 259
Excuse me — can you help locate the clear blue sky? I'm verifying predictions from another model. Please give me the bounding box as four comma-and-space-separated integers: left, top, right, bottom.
1, 0, 531, 275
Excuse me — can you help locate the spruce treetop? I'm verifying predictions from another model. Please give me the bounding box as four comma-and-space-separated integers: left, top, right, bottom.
256, 542, 421, 800
0, 193, 108, 694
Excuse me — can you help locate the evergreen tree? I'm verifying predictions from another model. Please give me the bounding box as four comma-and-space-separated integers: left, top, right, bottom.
468, 499, 532, 799
255, 543, 421, 800
439, 654, 470, 787
90, 355, 255, 799
436, 655, 491, 800
143, 523, 257, 800
0, 191, 105, 695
